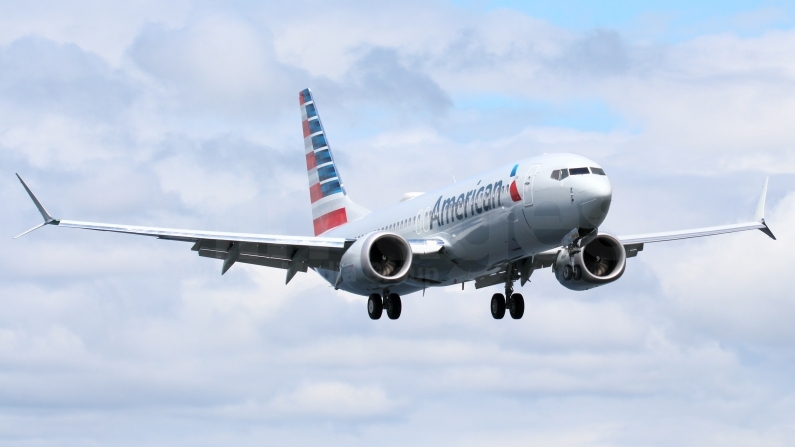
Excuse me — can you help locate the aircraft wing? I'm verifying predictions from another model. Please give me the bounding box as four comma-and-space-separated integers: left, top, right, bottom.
618, 221, 773, 245
618, 177, 775, 251
14, 174, 354, 282
14, 174, 448, 282
59, 219, 353, 279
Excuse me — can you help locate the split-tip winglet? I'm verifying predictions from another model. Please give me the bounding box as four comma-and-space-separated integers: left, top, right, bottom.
14, 174, 58, 239
755, 176, 776, 240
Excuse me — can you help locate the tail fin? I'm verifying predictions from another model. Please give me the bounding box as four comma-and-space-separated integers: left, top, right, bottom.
299, 88, 370, 236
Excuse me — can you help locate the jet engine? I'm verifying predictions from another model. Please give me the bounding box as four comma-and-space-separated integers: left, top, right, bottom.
338, 231, 413, 292
554, 233, 626, 291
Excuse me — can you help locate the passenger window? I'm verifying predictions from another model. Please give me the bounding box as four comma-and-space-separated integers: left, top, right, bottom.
591, 167, 605, 175
569, 167, 589, 175
550, 170, 561, 180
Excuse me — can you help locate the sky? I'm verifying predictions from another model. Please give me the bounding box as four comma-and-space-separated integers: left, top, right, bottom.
1, 1, 795, 446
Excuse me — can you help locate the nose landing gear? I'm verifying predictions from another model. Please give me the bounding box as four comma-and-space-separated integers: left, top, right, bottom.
491, 263, 525, 320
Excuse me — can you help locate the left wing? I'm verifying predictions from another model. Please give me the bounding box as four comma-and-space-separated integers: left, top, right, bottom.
618, 177, 776, 248
474, 178, 776, 289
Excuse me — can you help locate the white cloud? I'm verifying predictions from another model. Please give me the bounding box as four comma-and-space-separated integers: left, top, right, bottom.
1, 1, 794, 446
649, 191, 795, 344
270, 381, 399, 418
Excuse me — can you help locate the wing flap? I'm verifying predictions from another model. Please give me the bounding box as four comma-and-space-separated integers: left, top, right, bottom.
35, 217, 354, 276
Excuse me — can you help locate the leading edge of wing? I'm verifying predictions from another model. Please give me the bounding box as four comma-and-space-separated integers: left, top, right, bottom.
618, 221, 768, 245
56, 219, 352, 248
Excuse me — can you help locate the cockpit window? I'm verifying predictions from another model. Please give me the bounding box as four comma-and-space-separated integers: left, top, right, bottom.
560, 168, 569, 180
569, 167, 590, 175
591, 167, 605, 175
550, 170, 561, 180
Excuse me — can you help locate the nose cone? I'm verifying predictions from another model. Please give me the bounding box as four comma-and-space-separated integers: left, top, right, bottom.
578, 177, 612, 228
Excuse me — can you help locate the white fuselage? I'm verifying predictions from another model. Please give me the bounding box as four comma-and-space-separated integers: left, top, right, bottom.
319, 153, 613, 295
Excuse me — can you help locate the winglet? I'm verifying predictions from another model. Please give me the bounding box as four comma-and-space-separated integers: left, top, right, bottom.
14, 174, 59, 238
16, 174, 56, 223
754, 177, 776, 240
755, 177, 769, 222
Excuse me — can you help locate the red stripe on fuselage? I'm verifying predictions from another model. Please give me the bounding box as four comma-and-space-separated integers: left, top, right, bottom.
313, 208, 347, 235
509, 180, 521, 202
306, 151, 317, 170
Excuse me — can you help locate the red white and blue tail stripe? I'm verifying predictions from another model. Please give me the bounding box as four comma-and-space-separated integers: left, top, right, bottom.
300, 88, 369, 235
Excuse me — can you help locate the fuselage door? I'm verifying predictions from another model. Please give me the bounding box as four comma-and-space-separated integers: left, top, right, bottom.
523, 164, 540, 207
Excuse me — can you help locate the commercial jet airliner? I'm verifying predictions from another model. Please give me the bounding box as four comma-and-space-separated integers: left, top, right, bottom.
15, 88, 777, 320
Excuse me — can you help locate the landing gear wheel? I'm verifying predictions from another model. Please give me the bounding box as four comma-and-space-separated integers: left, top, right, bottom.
563, 264, 573, 281
386, 293, 402, 320
491, 293, 506, 319
509, 293, 524, 319
367, 294, 383, 320
573, 265, 582, 281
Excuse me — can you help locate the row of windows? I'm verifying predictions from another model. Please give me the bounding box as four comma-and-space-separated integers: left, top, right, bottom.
550, 167, 606, 180
356, 216, 414, 238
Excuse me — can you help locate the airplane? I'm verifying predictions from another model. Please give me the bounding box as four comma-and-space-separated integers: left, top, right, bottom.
15, 88, 777, 321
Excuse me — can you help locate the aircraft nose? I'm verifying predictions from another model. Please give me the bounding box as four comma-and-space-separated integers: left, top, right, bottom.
578, 177, 612, 228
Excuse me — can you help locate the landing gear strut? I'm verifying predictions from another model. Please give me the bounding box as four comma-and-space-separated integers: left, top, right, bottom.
491, 263, 525, 320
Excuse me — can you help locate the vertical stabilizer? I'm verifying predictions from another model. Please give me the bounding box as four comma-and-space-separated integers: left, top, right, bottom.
299, 88, 370, 235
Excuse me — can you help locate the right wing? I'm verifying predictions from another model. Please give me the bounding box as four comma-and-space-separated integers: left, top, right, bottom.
15, 174, 353, 282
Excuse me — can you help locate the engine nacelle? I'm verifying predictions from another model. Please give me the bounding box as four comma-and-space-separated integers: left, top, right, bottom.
338, 231, 413, 292
554, 233, 626, 291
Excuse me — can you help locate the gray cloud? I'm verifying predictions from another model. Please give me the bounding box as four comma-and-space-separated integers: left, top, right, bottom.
128, 13, 306, 119
557, 29, 632, 76
345, 46, 452, 115
0, 37, 136, 118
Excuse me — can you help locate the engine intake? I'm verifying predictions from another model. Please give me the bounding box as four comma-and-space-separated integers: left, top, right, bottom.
339, 231, 413, 292
554, 233, 626, 291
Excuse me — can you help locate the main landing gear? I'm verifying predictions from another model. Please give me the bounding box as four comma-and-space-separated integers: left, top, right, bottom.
368, 292, 401, 320
490, 265, 524, 320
